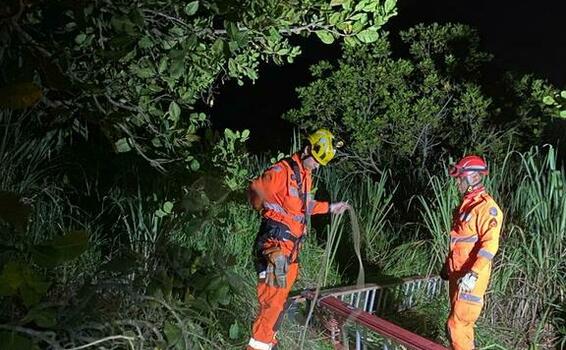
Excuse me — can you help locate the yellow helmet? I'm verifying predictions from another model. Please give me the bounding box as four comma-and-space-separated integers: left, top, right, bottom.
306, 129, 337, 166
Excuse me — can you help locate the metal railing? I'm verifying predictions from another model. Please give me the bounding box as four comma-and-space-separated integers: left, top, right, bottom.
296, 276, 448, 350
318, 276, 445, 315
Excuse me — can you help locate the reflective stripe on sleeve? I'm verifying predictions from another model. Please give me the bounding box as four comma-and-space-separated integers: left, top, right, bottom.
478, 249, 494, 260
459, 293, 482, 304
451, 235, 478, 244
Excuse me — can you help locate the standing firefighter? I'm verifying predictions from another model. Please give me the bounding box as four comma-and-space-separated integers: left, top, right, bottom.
246, 129, 349, 350
441, 155, 503, 350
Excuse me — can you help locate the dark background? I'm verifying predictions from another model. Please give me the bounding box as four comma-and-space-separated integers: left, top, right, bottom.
210, 0, 566, 153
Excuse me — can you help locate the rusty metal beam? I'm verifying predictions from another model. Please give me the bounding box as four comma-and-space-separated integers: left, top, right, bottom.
316, 295, 448, 350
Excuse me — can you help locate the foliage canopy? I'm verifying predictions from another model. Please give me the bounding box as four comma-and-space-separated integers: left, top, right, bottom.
0, 0, 397, 170
285, 23, 554, 176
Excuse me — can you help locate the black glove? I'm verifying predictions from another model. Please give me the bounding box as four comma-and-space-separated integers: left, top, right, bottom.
440, 262, 449, 281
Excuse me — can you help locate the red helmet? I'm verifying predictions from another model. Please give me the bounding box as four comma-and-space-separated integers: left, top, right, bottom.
449, 155, 489, 177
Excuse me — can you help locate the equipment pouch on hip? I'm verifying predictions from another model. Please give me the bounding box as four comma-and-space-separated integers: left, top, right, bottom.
264, 247, 288, 288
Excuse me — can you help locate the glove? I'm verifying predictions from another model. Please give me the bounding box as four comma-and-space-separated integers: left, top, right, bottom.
263, 247, 288, 288
330, 201, 350, 215
440, 262, 449, 281
458, 271, 478, 293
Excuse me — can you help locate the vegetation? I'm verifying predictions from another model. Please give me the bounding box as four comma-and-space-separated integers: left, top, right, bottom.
285, 23, 555, 184
0, 0, 397, 170
0, 1, 564, 349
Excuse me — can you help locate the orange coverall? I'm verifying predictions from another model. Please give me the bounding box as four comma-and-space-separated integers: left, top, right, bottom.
446, 187, 503, 350
247, 153, 329, 350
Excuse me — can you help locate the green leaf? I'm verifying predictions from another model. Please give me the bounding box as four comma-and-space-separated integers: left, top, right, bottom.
163, 201, 174, 214
0, 274, 16, 296
158, 58, 168, 74
50, 231, 89, 262
560, 110, 566, 119
114, 138, 132, 153
212, 39, 226, 55
22, 265, 50, 295
336, 21, 352, 31
224, 128, 236, 139
23, 307, 57, 328
130, 8, 145, 27
384, 0, 396, 13
214, 284, 231, 305
354, 0, 366, 11
169, 52, 185, 79
356, 29, 379, 43
344, 35, 359, 47
329, 12, 342, 26
0, 82, 43, 109
330, 0, 344, 6
226, 22, 240, 41
101, 253, 138, 274
543, 95, 556, 105
229, 322, 240, 339
155, 209, 167, 218
3, 262, 23, 290
268, 27, 282, 41
190, 159, 200, 171
241, 129, 250, 139
184, 1, 199, 16
111, 15, 137, 34
351, 13, 368, 21
136, 67, 155, 79
169, 101, 181, 122
138, 36, 153, 49
561, 90, 566, 99
228, 40, 239, 54
0, 191, 32, 233
164, 322, 183, 348
315, 30, 335, 44
20, 287, 41, 307
31, 245, 61, 268
74, 33, 87, 44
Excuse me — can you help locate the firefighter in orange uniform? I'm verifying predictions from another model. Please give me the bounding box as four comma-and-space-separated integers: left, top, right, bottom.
246, 129, 349, 350
441, 155, 503, 350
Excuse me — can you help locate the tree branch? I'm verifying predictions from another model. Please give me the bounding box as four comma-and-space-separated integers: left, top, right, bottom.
0, 324, 62, 350
64, 335, 135, 350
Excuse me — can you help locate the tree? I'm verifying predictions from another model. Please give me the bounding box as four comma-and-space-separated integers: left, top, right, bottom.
0, 0, 397, 171
543, 90, 566, 119
285, 23, 553, 178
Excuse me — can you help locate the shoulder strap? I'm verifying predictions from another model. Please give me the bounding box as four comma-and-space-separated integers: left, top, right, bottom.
283, 157, 307, 209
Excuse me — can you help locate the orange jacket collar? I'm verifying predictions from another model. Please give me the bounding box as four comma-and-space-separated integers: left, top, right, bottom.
464, 185, 485, 200
292, 153, 309, 175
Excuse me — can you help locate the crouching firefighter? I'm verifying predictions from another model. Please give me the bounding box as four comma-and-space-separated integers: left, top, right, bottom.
246, 129, 349, 350
441, 155, 504, 350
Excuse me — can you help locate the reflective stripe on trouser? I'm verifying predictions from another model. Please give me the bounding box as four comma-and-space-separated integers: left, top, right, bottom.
247, 338, 272, 350
249, 262, 299, 348
447, 268, 491, 350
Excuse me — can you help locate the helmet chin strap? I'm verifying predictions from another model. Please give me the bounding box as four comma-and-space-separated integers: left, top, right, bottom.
464, 174, 482, 192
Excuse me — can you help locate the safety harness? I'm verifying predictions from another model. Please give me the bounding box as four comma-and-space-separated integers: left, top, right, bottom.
255, 157, 308, 271
282, 157, 308, 261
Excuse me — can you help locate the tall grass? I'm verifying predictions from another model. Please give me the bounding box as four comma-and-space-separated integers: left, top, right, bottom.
352, 173, 395, 264
110, 187, 173, 273
417, 175, 459, 274
0, 110, 58, 195
486, 146, 566, 347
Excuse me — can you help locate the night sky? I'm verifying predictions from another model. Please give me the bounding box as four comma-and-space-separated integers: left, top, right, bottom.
210, 0, 566, 153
